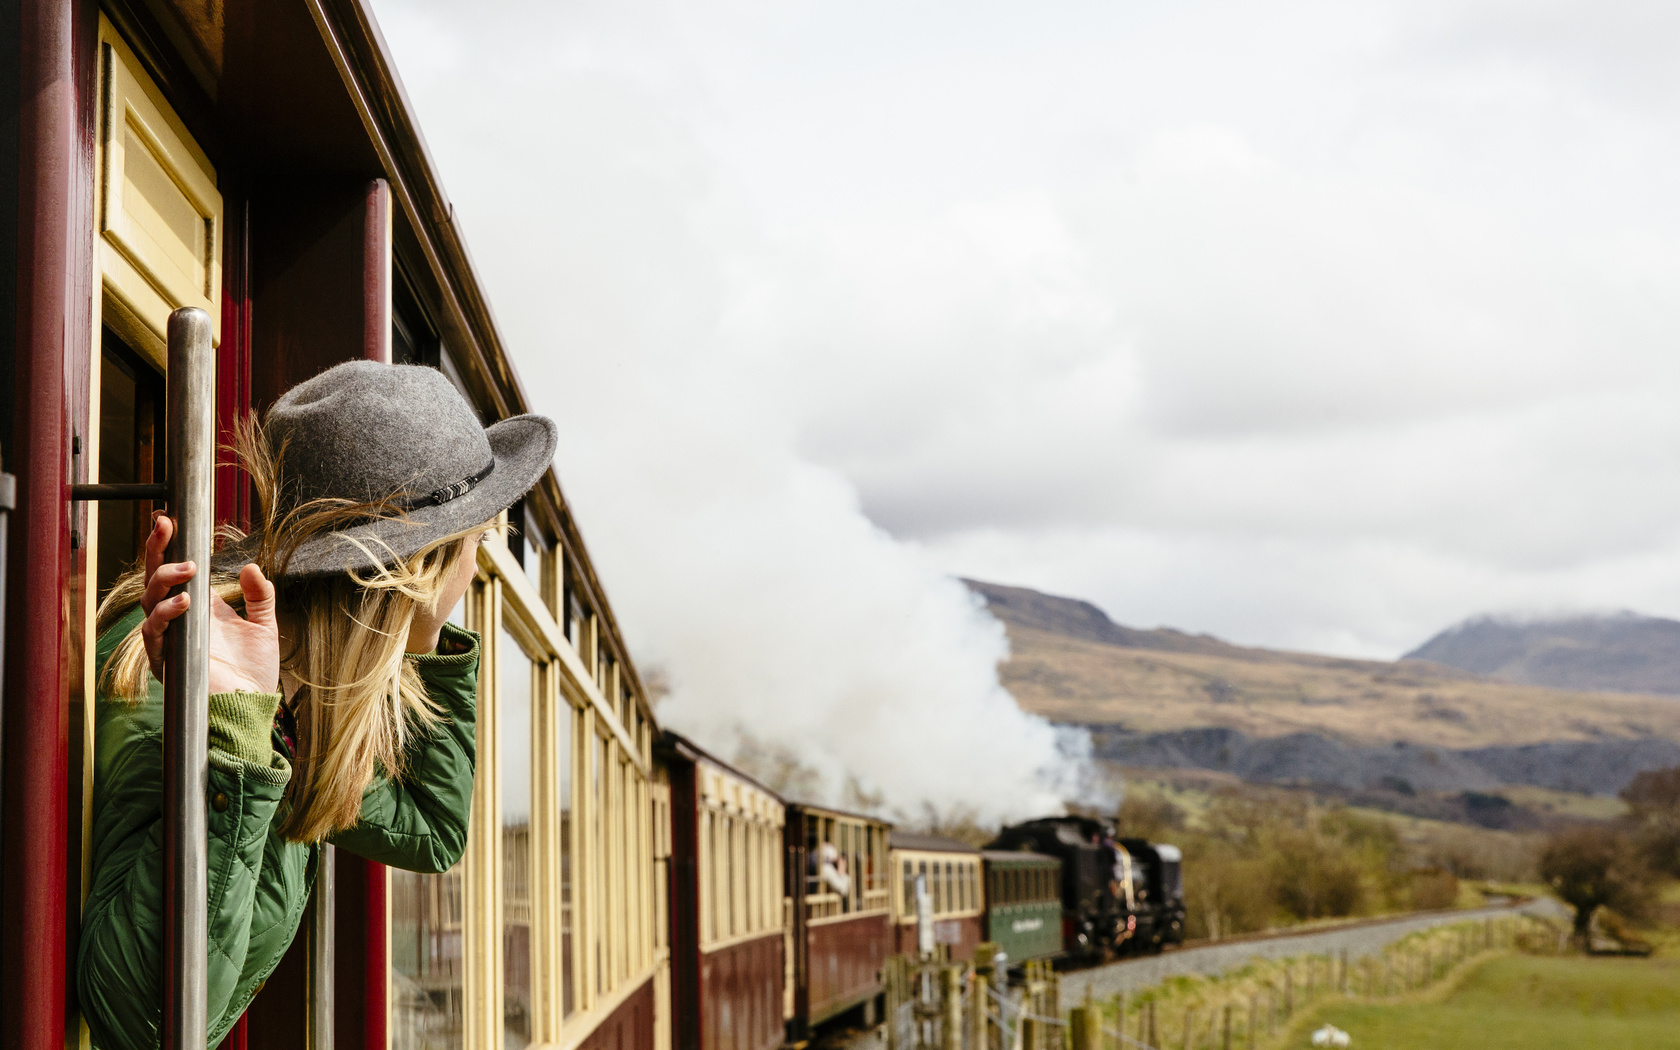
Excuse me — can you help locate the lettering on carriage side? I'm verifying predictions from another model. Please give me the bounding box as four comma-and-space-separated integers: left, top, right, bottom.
1011, 918, 1044, 933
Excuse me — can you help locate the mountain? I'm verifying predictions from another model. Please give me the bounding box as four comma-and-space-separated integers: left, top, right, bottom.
967, 579, 1680, 793
963, 579, 1244, 656
1083, 724, 1680, 797
1405, 613, 1680, 696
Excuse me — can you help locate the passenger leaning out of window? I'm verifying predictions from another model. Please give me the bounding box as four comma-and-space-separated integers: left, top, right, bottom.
77, 362, 557, 1050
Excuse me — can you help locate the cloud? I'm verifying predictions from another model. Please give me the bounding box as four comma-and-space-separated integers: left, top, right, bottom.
373, 0, 1680, 679
372, 0, 1086, 820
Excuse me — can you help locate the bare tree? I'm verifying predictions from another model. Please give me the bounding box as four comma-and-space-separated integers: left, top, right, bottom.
1537, 826, 1655, 951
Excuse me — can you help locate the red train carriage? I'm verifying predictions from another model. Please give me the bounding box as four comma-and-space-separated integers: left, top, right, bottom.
784, 802, 893, 1040
0, 2, 669, 1049
887, 833, 984, 961
659, 733, 786, 1050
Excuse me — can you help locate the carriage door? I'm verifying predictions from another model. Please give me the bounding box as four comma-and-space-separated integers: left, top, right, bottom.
80, 13, 222, 1039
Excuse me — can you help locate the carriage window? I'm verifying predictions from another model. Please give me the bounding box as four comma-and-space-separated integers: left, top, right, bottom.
559, 703, 576, 1017
902, 860, 914, 916
96, 332, 163, 599
391, 861, 466, 1050
500, 628, 535, 1048
592, 732, 605, 994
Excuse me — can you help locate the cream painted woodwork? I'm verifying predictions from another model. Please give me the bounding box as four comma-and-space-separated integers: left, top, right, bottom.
890, 852, 984, 924
695, 764, 784, 952
408, 528, 664, 1050
461, 574, 502, 1050
96, 15, 222, 364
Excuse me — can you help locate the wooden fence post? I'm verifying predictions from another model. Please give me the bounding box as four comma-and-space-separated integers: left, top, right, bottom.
1183, 1007, 1195, 1050
1220, 1005, 1231, 1050
1284, 967, 1294, 1017
1070, 1006, 1099, 1050
885, 957, 902, 1050
941, 967, 962, 1050
1246, 996, 1257, 1050
1148, 1001, 1158, 1048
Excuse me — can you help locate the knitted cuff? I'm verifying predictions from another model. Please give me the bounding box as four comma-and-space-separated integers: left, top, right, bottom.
207, 690, 283, 767
407, 622, 481, 666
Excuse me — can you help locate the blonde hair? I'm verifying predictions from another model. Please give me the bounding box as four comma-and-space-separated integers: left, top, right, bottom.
98, 414, 486, 843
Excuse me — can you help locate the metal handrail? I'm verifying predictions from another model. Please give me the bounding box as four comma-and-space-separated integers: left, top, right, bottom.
161, 307, 215, 1050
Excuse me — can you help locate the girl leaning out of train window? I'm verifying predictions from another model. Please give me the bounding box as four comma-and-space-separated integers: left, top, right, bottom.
77, 362, 557, 1050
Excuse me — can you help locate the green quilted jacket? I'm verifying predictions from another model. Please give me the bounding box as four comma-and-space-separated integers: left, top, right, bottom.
77, 608, 481, 1050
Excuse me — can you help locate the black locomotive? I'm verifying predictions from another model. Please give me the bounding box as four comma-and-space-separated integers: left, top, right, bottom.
989, 817, 1186, 961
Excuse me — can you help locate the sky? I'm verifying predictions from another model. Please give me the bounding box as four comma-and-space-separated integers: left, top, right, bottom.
369, 0, 1680, 814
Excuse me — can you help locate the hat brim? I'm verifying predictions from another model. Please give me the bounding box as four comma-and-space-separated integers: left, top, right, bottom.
212, 413, 558, 580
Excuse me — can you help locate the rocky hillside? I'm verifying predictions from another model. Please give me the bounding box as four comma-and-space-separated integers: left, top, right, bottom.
970, 580, 1680, 794
1406, 612, 1680, 696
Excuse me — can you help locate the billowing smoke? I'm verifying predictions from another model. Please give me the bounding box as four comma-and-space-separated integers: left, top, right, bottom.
372, 0, 1094, 822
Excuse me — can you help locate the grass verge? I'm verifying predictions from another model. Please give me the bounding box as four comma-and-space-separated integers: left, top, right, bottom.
1294, 954, 1680, 1050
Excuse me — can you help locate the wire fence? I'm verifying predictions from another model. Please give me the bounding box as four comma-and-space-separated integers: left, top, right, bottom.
883, 914, 1552, 1050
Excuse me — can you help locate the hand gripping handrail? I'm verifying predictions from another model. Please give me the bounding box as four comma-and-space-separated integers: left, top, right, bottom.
67, 309, 218, 1047
161, 307, 215, 1050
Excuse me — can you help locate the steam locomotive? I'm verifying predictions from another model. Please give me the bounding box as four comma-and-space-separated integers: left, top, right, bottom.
989, 816, 1186, 961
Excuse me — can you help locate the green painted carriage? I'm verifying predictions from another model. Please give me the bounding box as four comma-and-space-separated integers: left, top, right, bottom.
981, 851, 1063, 965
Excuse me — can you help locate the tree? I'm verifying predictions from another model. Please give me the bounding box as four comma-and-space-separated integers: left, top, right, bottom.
1621, 767, 1680, 876
1537, 826, 1656, 950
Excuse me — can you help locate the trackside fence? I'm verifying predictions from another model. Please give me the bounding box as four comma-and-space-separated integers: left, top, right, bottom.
884, 915, 1555, 1050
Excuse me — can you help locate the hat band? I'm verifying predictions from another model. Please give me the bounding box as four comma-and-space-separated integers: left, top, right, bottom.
398, 459, 496, 510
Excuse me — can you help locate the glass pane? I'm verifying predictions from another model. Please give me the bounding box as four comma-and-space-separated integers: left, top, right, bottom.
593, 733, 605, 994
96, 338, 162, 600
559, 703, 574, 1017
500, 628, 534, 1049
390, 862, 465, 1050
523, 541, 544, 598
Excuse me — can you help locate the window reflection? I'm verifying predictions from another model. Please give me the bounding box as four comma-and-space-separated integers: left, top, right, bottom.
501, 628, 534, 1049
559, 703, 575, 1017
390, 863, 465, 1050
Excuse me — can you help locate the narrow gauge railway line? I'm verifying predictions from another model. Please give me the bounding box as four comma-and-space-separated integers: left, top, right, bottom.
1057, 897, 1567, 1001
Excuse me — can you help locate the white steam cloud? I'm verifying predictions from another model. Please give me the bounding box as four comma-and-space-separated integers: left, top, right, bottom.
371, 0, 1088, 821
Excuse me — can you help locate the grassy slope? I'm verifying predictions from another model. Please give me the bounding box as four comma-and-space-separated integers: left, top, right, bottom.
1002, 624, 1680, 748
1313, 956, 1680, 1049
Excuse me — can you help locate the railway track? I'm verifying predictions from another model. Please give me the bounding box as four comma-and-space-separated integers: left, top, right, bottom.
1057, 897, 1569, 1000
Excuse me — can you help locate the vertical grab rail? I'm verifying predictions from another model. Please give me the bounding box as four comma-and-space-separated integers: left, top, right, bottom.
308, 843, 336, 1050
162, 307, 215, 1050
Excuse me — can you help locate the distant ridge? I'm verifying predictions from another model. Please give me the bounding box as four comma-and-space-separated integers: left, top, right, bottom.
962, 579, 1244, 657
1406, 612, 1680, 697
1084, 724, 1680, 797
963, 578, 1680, 767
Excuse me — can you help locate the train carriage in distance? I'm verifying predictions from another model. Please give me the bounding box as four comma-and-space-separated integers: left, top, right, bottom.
888, 833, 984, 960
784, 803, 893, 1040
659, 733, 787, 1050
980, 851, 1063, 967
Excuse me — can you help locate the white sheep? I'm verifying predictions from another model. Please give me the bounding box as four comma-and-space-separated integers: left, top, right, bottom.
1310, 1024, 1351, 1048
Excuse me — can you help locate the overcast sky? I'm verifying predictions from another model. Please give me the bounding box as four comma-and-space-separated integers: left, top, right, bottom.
371, 0, 1680, 808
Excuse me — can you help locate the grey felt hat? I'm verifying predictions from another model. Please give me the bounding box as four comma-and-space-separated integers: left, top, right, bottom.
213, 360, 558, 579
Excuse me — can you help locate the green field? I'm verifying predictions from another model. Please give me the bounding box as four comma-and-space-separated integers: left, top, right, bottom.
1312, 955, 1680, 1049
